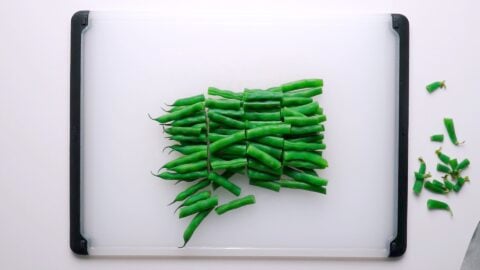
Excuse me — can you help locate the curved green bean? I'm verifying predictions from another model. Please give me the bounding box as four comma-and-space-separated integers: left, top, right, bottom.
283, 87, 322, 98
163, 150, 208, 169
215, 195, 256, 215
249, 179, 280, 192
427, 199, 452, 216
165, 126, 202, 136
279, 79, 323, 92
208, 111, 245, 129
248, 160, 282, 175
168, 145, 207, 155
168, 94, 205, 107
279, 180, 326, 194
283, 151, 328, 168
181, 209, 212, 248
179, 196, 218, 218
171, 114, 205, 127
208, 87, 243, 100
151, 102, 205, 123
246, 144, 282, 170
249, 142, 282, 159
170, 179, 210, 205
208, 172, 242, 196
252, 136, 285, 148
284, 167, 327, 186
171, 160, 208, 174
175, 190, 211, 213
208, 109, 245, 119
154, 170, 208, 181
209, 131, 246, 153
444, 118, 464, 145
289, 102, 322, 116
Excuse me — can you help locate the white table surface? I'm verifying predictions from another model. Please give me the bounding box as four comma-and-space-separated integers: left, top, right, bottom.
1, 0, 479, 269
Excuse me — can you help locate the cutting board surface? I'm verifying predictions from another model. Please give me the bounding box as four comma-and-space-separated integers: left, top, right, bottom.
79, 11, 400, 257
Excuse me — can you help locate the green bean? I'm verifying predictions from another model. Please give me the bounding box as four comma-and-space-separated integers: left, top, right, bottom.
284, 87, 322, 98
245, 112, 281, 121
192, 121, 220, 131
289, 102, 322, 116
208, 109, 245, 119
300, 168, 318, 176
284, 115, 324, 126
427, 199, 452, 216
219, 145, 247, 157
215, 195, 256, 215
150, 102, 205, 123
244, 89, 283, 101
170, 179, 210, 205
169, 135, 207, 144
246, 121, 282, 129
179, 196, 218, 218
432, 179, 447, 190
249, 142, 282, 159
449, 158, 458, 172
457, 159, 470, 171
168, 145, 206, 155
283, 151, 328, 168
211, 158, 247, 171
212, 168, 242, 190
282, 107, 306, 117
284, 160, 320, 169
426, 81, 446, 93
252, 136, 285, 148
418, 157, 426, 175
443, 178, 455, 191
289, 135, 324, 143
284, 167, 328, 186
165, 127, 202, 136
246, 144, 282, 170
280, 79, 323, 92
154, 170, 208, 181
180, 209, 212, 248
413, 180, 423, 195
171, 160, 208, 174
282, 97, 313, 107
163, 150, 208, 169
424, 181, 448, 194
208, 111, 245, 129
176, 190, 211, 211
279, 180, 326, 194
444, 118, 464, 145
415, 172, 431, 181
209, 131, 246, 153
169, 105, 186, 112
249, 179, 280, 192
248, 160, 282, 175
208, 133, 227, 142
435, 148, 451, 165
437, 163, 451, 174
208, 87, 243, 100
290, 125, 324, 135
453, 176, 469, 192
246, 124, 291, 139
244, 101, 281, 110
206, 99, 242, 110
248, 168, 279, 181
211, 128, 238, 135
169, 94, 205, 107
171, 114, 206, 127
430, 134, 444, 142
208, 172, 242, 196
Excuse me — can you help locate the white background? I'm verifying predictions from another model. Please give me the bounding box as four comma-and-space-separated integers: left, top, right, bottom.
1, 0, 480, 269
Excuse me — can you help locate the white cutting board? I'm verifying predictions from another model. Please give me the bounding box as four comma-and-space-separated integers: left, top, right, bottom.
78, 11, 402, 257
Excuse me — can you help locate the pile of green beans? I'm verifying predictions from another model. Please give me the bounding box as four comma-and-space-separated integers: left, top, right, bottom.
150, 79, 328, 246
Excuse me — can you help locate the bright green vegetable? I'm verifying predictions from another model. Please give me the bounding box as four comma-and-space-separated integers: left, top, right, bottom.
426, 81, 446, 93
246, 144, 282, 170
175, 191, 211, 213
163, 150, 208, 169
290, 125, 324, 135
457, 159, 470, 171
150, 102, 205, 123
283, 151, 328, 168
169, 179, 210, 205
430, 134, 444, 142
211, 158, 247, 171
208, 111, 245, 129
444, 118, 464, 145
247, 168, 279, 181
209, 131, 246, 153
249, 179, 281, 192
279, 180, 326, 194
171, 160, 208, 174
179, 196, 218, 218
426, 199, 452, 216
153, 170, 209, 181
206, 99, 242, 110
437, 163, 451, 174
284, 115, 325, 126
215, 195, 256, 215
180, 209, 212, 247
282, 97, 313, 107
208, 87, 243, 100
208, 172, 241, 196
244, 89, 283, 101
171, 114, 206, 127
244, 112, 282, 121
246, 124, 291, 139
284, 167, 328, 186
244, 101, 281, 110
169, 94, 205, 107
279, 79, 323, 92
424, 181, 448, 194
435, 148, 451, 165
